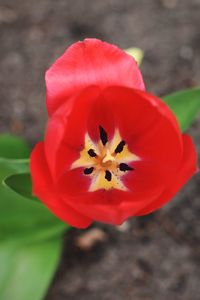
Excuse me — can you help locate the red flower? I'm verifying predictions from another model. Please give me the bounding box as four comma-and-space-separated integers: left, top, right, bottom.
31, 39, 197, 228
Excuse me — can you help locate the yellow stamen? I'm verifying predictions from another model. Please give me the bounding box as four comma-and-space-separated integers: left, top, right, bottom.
71, 128, 140, 191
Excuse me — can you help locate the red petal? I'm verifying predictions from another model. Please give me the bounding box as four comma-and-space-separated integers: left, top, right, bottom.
44, 86, 101, 181
30, 142, 93, 228
63, 133, 197, 225
58, 165, 165, 224
63, 188, 164, 225
103, 86, 183, 168
135, 134, 198, 215
46, 38, 145, 115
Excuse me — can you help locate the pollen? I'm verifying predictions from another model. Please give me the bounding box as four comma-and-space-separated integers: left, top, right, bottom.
71, 126, 140, 191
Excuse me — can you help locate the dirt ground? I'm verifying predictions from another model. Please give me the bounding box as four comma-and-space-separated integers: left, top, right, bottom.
0, 0, 200, 299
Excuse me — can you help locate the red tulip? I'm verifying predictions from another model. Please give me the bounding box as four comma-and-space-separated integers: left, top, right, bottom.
30, 39, 197, 228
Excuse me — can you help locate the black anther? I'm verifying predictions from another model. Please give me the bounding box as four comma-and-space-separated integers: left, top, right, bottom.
99, 126, 108, 145
84, 167, 94, 175
105, 170, 112, 181
119, 163, 134, 172
115, 140, 126, 153
88, 149, 97, 157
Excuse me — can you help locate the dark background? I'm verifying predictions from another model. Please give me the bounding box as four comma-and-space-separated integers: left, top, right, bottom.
0, 0, 200, 299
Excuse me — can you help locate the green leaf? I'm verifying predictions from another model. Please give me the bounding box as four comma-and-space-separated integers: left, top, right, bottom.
0, 149, 69, 300
125, 47, 144, 66
4, 173, 37, 201
0, 158, 30, 180
0, 238, 62, 300
163, 87, 200, 132
0, 134, 30, 159
0, 158, 68, 242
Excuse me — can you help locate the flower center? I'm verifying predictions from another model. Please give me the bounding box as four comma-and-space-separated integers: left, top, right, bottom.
71, 126, 140, 191
102, 149, 115, 165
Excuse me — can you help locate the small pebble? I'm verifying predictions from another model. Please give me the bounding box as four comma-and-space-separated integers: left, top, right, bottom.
116, 221, 130, 232
75, 228, 107, 251
161, 0, 178, 9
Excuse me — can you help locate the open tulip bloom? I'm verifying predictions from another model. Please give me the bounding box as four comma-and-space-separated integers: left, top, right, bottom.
30, 38, 198, 228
